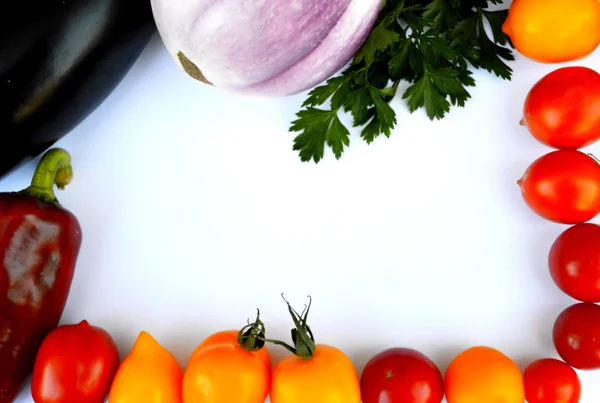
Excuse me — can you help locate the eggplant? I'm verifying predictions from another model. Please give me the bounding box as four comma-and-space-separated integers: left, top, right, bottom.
0, 0, 156, 179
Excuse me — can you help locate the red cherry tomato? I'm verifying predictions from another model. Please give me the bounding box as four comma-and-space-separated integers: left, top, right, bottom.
522, 66, 600, 149
553, 303, 600, 370
518, 150, 600, 224
31, 320, 120, 403
360, 347, 444, 403
523, 358, 581, 403
549, 223, 600, 302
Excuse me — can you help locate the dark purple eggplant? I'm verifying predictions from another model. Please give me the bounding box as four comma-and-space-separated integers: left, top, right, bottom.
0, 0, 156, 179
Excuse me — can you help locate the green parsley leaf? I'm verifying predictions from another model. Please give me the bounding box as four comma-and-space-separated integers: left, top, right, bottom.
290, 107, 351, 163
289, 0, 515, 163
361, 115, 386, 144
344, 87, 372, 127
422, 0, 447, 28
354, 24, 401, 66
404, 69, 449, 120
330, 79, 355, 110
368, 85, 397, 135
301, 76, 348, 107
421, 34, 457, 65
327, 116, 351, 158
478, 33, 514, 79
484, 9, 511, 46
388, 40, 413, 80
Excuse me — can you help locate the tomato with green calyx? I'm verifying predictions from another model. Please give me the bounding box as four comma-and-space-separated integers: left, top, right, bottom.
360, 347, 444, 403
182, 310, 272, 403
523, 358, 581, 403
553, 303, 600, 370
31, 320, 120, 403
521, 67, 600, 149
265, 295, 361, 403
549, 223, 600, 302
518, 150, 600, 224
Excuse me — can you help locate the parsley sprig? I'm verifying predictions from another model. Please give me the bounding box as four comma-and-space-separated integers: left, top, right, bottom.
289, 0, 514, 163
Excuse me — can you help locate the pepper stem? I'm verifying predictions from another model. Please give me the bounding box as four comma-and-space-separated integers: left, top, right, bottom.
22, 148, 73, 205
237, 309, 268, 352
259, 294, 317, 360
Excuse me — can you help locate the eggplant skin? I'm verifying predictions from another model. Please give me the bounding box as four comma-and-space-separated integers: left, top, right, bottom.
0, 0, 156, 179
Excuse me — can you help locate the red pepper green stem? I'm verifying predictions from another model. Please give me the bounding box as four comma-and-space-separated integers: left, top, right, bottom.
22, 148, 73, 205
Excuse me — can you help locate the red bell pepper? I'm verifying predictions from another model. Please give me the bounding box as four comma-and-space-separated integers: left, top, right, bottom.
0, 148, 82, 402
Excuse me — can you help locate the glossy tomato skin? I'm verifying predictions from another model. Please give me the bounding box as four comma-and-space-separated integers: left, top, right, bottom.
549, 223, 600, 302
502, 0, 600, 64
182, 330, 271, 403
108, 331, 183, 403
553, 303, 600, 370
523, 358, 581, 403
522, 67, 600, 149
444, 346, 524, 403
271, 344, 361, 403
31, 320, 120, 403
518, 150, 600, 224
187, 330, 271, 369
360, 348, 444, 403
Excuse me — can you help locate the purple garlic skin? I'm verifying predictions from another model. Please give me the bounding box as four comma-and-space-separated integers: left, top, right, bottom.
150, 0, 383, 96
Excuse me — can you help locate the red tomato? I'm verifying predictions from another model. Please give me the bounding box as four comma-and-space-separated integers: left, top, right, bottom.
521, 66, 600, 149
360, 348, 444, 403
518, 150, 600, 224
549, 223, 600, 302
553, 303, 600, 370
31, 320, 120, 403
523, 358, 581, 403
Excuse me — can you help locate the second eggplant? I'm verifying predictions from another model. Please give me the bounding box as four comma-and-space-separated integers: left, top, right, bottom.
0, 0, 156, 179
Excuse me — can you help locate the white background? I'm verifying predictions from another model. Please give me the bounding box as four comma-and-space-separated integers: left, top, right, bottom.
4, 12, 600, 403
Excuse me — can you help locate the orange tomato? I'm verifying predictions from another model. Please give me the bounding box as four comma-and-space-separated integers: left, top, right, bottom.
268, 295, 361, 403
271, 344, 361, 403
444, 346, 524, 403
108, 331, 183, 403
502, 0, 600, 63
187, 329, 270, 368
182, 312, 272, 403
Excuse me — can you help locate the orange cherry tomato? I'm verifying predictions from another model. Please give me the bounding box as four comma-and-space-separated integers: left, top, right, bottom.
268, 296, 361, 403
444, 346, 524, 403
272, 344, 361, 403
108, 331, 183, 403
182, 311, 272, 403
502, 0, 600, 63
